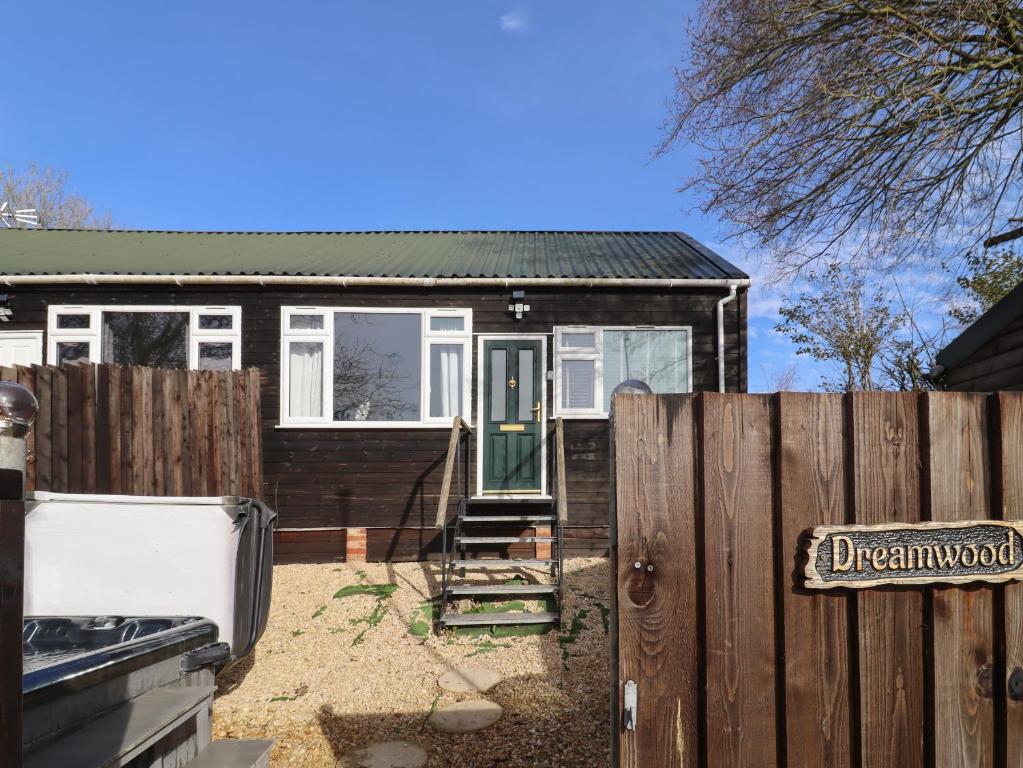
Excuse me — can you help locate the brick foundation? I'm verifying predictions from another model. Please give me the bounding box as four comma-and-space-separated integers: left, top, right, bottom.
346, 527, 367, 563
535, 525, 552, 559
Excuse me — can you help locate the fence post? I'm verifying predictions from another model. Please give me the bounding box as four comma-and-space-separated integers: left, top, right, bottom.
0, 380, 39, 768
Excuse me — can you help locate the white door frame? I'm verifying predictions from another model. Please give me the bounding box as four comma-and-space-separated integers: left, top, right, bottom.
0, 330, 44, 367
475, 333, 549, 499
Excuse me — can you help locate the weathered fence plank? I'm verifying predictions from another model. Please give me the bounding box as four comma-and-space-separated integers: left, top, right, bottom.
778, 392, 852, 768
925, 392, 995, 768
701, 393, 778, 768
848, 392, 926, 768
997, 392, 1023, 760
2, 363, 261, 499
611, 394, 699, 768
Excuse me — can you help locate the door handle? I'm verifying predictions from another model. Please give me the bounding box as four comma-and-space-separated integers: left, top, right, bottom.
531, 401, 542, 422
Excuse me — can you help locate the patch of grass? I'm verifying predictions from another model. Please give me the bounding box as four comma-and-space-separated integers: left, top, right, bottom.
558, 609, 590, 669
465, 599, 527, 614
421, 692, 442, 731
466, 638, 511, 657
408, 599, 439, 638
269, 695, 297, 702
290, 629, 305, 637
351, 602, 389, 646
311, 605, 327, 619
333, 583, 398, 601
596, 603, 610, 635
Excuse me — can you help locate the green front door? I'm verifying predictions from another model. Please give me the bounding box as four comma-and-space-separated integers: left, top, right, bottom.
482, 339, 544, 493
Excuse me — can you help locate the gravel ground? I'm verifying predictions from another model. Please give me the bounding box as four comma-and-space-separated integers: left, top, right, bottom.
213, 558, 611, 768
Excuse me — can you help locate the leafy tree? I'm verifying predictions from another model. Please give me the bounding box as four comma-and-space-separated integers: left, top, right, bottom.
660, 0, 1023, 269
0, 164, 113, 229
776, 263, 934, 391
947, 248, 1023, 325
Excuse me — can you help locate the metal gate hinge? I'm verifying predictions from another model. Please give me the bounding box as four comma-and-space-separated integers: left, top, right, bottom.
623, 679, 637, 731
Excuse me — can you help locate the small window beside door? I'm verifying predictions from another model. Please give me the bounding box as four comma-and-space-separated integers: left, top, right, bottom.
554, 326, 692, 417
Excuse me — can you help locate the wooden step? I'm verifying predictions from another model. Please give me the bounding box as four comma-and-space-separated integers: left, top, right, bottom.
456, 536, 556, 545
440, 611, 560, 627
450, 558, 556, 570
188, 740, 274, 768
459, 514, 555, 523
446, 584, 558, 596
467, 497, 554, 505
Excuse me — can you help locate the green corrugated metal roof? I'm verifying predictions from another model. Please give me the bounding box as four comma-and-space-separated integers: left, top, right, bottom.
0, 229, 747, 280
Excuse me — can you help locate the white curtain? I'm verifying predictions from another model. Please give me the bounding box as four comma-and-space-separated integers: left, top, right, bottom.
289, 341, 323, 418
430, 344, 462, 418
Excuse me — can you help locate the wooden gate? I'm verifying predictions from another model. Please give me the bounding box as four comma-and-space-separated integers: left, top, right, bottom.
610, 391, 1023, 768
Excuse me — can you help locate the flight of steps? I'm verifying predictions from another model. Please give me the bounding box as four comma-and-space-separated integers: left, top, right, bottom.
438, 498, 563, 630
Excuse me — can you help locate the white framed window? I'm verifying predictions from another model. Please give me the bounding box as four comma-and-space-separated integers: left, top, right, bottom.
553, 326, 692, 418
280, 306, 472, 428
47, 305, 242, 370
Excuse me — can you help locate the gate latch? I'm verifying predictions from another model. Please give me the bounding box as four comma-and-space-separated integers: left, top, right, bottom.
623, 680, 638, 731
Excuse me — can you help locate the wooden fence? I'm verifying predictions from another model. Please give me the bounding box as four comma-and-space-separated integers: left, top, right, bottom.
0, 364, 263, 498
611, 391, 1023, 768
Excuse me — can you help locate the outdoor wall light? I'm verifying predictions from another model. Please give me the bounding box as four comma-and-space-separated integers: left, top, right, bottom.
508, 289, 530, 321
0, 380, 39, 438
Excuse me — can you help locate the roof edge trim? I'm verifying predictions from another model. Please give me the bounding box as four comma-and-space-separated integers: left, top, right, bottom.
0, 274, 751, 289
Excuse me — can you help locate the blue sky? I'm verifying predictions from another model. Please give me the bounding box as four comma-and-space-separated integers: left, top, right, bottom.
3, 0, 802, 390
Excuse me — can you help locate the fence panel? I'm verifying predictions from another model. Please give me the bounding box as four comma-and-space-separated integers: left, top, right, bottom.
611, 391, 1023, 768
3, 363, 262, 499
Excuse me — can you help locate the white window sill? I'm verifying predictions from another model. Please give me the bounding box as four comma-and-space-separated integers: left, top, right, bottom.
553, 413, 610, 420
275, 422, 472, 430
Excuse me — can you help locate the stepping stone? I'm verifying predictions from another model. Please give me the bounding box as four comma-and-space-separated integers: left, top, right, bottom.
428, 699, 503, 733
438, 666, 502, 693
337, 741, 428, 768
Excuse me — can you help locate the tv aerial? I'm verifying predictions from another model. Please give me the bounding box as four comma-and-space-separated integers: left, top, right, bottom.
0, 201, 39, 227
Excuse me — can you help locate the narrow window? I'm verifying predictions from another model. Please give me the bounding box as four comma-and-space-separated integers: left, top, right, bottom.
56, 341, 90, 365
429, 344, 463, 418
288, 341, 323, 418
198, 342, 234, 371
560, 359, 595, 410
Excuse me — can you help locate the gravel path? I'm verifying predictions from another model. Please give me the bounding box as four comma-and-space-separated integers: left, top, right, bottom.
213, 559, 611, 767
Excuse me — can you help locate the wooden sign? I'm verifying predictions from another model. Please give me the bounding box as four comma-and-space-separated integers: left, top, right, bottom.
804, 520, 1023, 589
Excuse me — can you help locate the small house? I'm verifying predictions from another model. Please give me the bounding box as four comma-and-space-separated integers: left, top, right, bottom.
0, 229, 749, 562
932, 280, 1023, 391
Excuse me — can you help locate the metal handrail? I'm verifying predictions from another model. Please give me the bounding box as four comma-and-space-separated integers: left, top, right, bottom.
434, 416, 472, 530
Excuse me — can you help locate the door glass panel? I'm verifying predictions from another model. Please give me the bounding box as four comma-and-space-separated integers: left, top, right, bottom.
517, 348, 534, 421
561, 359, 595, 409
198, 341, 234, 371
490, 348, 506, 421
429, 344, 463, 418
57, 341, 90, 365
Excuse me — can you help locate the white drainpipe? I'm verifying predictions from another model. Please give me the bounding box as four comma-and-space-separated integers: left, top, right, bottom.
716, 284, 738, 393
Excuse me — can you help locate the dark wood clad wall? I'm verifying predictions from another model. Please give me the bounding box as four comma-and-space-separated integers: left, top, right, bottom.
944, 314, 1023, 391
3, 284, 745, 558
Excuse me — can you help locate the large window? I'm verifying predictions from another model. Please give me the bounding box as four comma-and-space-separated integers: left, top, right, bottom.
554, 326, 692, 417
280, 307, 472, 427
48, 306, 241, 369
